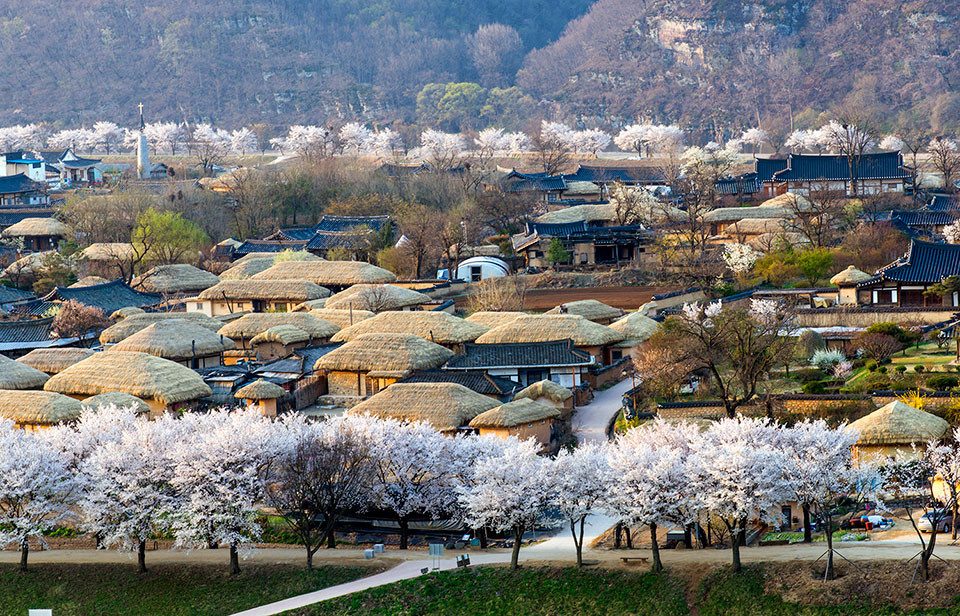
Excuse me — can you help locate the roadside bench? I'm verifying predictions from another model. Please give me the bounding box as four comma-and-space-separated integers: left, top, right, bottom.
620, 556, 649, 565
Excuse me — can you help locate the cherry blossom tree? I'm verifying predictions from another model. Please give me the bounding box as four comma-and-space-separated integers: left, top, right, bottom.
457, 437, 555, 569
646, 125, 685, 154
49, 128, 96, 152
229, 128, 258, 155
369, 128, 404, 158
418, 129, 465, 170
722, 243, 759, 282
738, 127, 769, 156
533, 120, 575, 175
192, 124, 231, 175
144, 122, 187, 155
79, 415, 182, 573
168, 410, 281, 574
270, 125, 338, 163
445, 433, 509, 549
879, 135, 905, 152
691, 417, 795, 572
821, 117, 876, 195
340, 122, 373, 155
614, 123, 653, 158
551, 443, 610, 567
944, 220, 960, 244
571, 129, 611, 156
0, 421, 74, 571
475, 127, 509, 157
928, 137, 960, 192
92, 121, 124, 154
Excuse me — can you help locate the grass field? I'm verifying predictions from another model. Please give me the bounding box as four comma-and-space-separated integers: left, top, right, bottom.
0, 563, 372, 616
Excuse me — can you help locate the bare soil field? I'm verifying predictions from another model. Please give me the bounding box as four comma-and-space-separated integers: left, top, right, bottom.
523, 286, 678, 311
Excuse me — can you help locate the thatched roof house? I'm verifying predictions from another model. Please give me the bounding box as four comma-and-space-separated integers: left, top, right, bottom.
108, 319, 235, 367
110, 306, 145, 320
513, 379, 573, 409
100, 311, 223, 344
0, 390, 82, 429
235, 379, 286, 400
830, 265, 872, 286
307, 308, 375, 328
81, 243, 135, 262
331, 311, 489, 347
475, 315, 624, 361
250, 325, 309, 347
316, 333, 454, 396
609, 311, 659, 349
546, 299, 623, 324
849, 401, 949, 461
2, 251, 51, 278
252, 260, 396, 290
45, 351, 212, 415
469, 397, 560, 450
324, 284, 431, 312
17, 347, 95, 375
219, 257, 277, 280
292, 299, 327, 311
233, 251, 322, 265
350, 382, 497, 432
0, 353, 49, 389
81, 391, 150, 414
70, 276, 111, 288
218, 313, 340, 344
464, 311, 526, 329
195, 280, 330, 316
2, 217, 71, 238
134, 264, 221, 295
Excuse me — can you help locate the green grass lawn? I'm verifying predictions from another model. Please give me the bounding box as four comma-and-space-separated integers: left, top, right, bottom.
0, 563, 372, 616
288, 567, 688, 616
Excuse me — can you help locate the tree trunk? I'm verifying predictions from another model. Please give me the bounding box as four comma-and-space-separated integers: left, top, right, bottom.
230, 543, 240, 575
953, 499, 958, 541
614, 523, 622, 549
477, 527, 487, 550
730, 531, 742, 573
570, 516, 586, 567
138, 539, 147, 574
922, 530, 936, 581
650, 523, 663, 572
326, 528, 336, 549
306, 546, 314, 571
510, 525, 523, 570
19, 540, 28, 572
824, 521, 835, 581
803, 504, 812, 543
625, 526, 633, 549
683, 524, 693, 549
398, 518, 409, 550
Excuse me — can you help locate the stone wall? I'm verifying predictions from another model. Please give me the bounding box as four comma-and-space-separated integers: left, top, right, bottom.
797, 307, 957, 327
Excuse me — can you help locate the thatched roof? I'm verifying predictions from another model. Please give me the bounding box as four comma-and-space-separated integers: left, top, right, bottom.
100, 312, 223, 344
2, 251, 50, 277
217, 312, 340, 342
219, 258, 276, 280
830, 265, 872, 286
0, 390, 82, 425
316, 333, 453, 373
324, 284, 431, 312
17, 348, 95, 375
250, 325, 309, 346
134, 264, 221, 295
513, 379, 573, 404
292, 299, 328, 312
0, 354, 49, 389
81, 391, 150, 414
609, 311, 660, 347
252, 260, 396, 286
235, 379, 286, 400
307, 308, 374, 328
349, 382, 497, 431
536, 204, 616, 225
469, 398, 560, 428
110, 306, 146, 320
331, 311, 489, 345
109, 319, 235, 360
70, 276, 111, 288
761, 192, 813, 210
464, 311, 526, 329
2, 217, 70, 238
545, 299, 623, 323
475, 314, 624, 347
849, 401, 949, 446
197, 279, 330, 301
45, 351, 212, 404
234, 251, 322, 265
82, 243, 135, 261
727, 218, 785, 235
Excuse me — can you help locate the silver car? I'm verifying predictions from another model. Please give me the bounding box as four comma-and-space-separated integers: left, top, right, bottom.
918, 510, 953, 533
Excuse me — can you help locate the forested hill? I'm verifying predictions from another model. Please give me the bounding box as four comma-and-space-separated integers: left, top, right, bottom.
4, 0, 960, 135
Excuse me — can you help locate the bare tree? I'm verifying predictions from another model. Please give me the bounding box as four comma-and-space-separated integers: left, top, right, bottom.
928, 137, 960, 193
787, 186, 844, 247
823, 111, 876, 196
465, 275, 528, 312
465, 24, 522, 87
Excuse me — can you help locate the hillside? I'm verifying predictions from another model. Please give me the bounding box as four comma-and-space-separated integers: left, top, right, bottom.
3, 0, 960, 133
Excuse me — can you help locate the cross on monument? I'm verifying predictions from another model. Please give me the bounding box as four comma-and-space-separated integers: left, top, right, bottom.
138, 102, 145, 131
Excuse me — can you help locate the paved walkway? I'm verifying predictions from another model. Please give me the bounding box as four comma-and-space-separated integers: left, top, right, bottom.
572, 379, 632, 445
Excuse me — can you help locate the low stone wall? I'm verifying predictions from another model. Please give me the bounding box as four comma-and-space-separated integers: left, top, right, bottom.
586, 358, 630, 389
797, 307, 957, 327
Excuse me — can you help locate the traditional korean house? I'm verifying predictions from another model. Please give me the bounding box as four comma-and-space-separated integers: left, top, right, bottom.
1, 217, 70, 251
848, 401, 948, 462
217, 313, 340, 363
512, 379, 574, 414
464, 311, 526, 329
348, 382, 498, 434
546, 299, 623, 324
443, 339, 594, 388
304, 308, 375, 328
231, 239, 308, 259
266, 215, 393, 260
17, 347, 95, 375
474, 314, 624, 365
499, 170, 567, 203
829, 266, 872, 305
562, 163, 667, 198
331, 311, 489, 351
0, 353, 49, 389
874, 210, 958, 238
99, 311, 223, 345
45, 351, 213, 417
219, 258, 278, 280
702, 193, 812, 236
0, 317, 80, 356
928, 193, 960, 211
254, 344, 340, 409
81, 391, 151, 415
754, 157, 790, 199
396, 370, 518, 401
856, 240, 960, 307
0, 151, 46, 182
323, 284, 432, 312
770, 151, 912, 196
133, 264, 221, 297
0, 173, 49, 206
190, 279, 330, 316
512, 220, 654, 268
0, 390, 82, 430
315, 332, 453, 397
40, 149, 103, 186
107, 319, 235, 369
607, 310, 660, 361
32, 279, 162, 316
235, 379, 287, 418
251, 260, 396, 293
468, 398, 561, 452
249, 325, 311, 361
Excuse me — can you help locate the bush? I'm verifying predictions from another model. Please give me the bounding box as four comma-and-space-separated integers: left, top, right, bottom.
811, 349, 845, 371
855, 332, 903, 362
895, 365, 907, 374
915, 365, 925, 373
926, 375, 959, 391
936, 400, 960, 424
866, 322, 919, 347
865, 360, 878, 372
877, 366, 887, 374
802, 381, 826, 395
793, 368, 827, 383
795, 330, 826, 360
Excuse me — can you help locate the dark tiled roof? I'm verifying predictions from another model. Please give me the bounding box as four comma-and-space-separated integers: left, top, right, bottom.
445, 340, 593, 369
233, 239, 308, 255
563, 165, 665, 184
0, 173, 44, 195
38, 150, 69, 164
317, 215, 391, 233
44, 279, 162, 314
255, 344, 341, 375
271, 227, 319, 241
2, 151, 42, 163
305, 231, 371, 251
505, 176, 567, 192
715, 172, 760, 195
928, 194, 960, 211
0, 208, 53, 226
59, 157, 101, 168
865, 240, 960, 284
773, 152, 912, 182
379, 162, 429, 177
0, 285, 35, 305
527, 221, 589, 236
567, 225, 652, 242
398, 369, 519, 396
755, 157, 789, 182
0, 317, 54, 345
875, 210, 959, 227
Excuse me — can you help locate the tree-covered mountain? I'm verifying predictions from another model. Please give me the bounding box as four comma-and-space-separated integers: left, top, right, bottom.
3, 0, 960, 136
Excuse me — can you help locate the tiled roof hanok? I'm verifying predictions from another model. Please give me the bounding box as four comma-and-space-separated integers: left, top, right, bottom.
875, 210, 960, 227
863, 240, 960, 285
773, 151, 912, 182
755, 157, 789, 182
43, 279, 162, 314
563, 164, 665, 184
0, 173, 45, 195
445, 340, 593, 370
398, 369, 519, 397
928, 194, 960, 211
233, 239, 308, 255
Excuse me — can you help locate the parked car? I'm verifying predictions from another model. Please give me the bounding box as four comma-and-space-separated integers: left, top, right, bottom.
918, 510, 953, 533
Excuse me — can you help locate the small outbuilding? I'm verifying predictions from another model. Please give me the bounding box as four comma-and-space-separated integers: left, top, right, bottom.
546, 299, 624, 324
235, 379, 286, 418
0, 354, 49, 390
848, 400, 949, 462
219, 257, 277, 280
108, 319, 235, 368
830, 265, 872, 305
306, 308, 375, 328
513, 379, 574, 414
0, 390, 82, 430
81, 391, 151, 415
251, 260, 396, 292
464, 311, 526, 329
607, 310, 660, 361
469, 398, 561, 451
192, 279, 331, 316
454, 256, 510, 283
349, 382, 498, 433
217, 313, 341, 360
100, 311, 224, 344
17, 347, 96, 375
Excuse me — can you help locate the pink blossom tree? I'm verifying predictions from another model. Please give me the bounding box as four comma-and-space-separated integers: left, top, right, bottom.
551, 442, 610, 567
